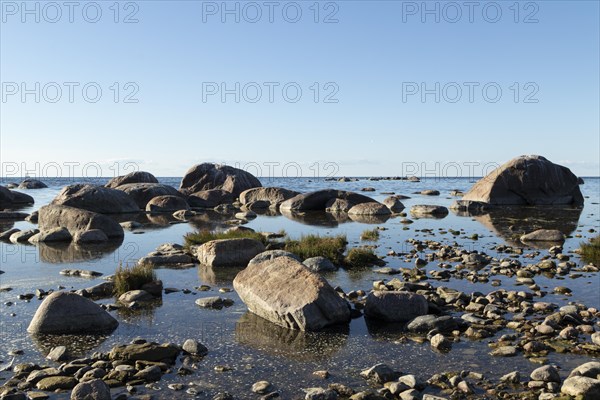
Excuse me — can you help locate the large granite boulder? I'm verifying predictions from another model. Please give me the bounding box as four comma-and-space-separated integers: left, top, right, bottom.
105, 171, 158, 188
280, 190, 376, 212
179, 163, 262, 197
38, 205, 124, 239
51, 184, 139, 214
233, 256, 351, 331
116, 183, 183, 209
364, 291, 428, 322
239, 187, 300, 207
27, 292, 118, 334
196, 238, 265, 267
462, 155, 584, 206
187, 189, 234, 208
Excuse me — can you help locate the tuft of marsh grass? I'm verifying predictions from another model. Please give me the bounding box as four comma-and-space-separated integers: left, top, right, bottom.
579, 235, 600, 265
284, 234, 347, 263
361, 228, 380, 241
184, 229, 268, 250
344, 247, 383, 268
113, 262, 157, 297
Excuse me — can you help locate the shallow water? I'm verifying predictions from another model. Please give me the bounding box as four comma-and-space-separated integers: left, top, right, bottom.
0, 177, 599, 398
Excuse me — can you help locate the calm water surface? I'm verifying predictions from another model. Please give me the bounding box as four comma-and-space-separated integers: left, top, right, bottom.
1, 177, 599, 398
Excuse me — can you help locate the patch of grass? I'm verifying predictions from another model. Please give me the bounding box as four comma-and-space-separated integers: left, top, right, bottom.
361, 228, 380, 241
184, 229, 268, 250
113, 262, 157, 297
579, 235, 600, 265
284, 234, 347, 263
344, 247, 383, 268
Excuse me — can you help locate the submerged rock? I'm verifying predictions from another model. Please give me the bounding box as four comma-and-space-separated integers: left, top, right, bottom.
233, 256, 351, 331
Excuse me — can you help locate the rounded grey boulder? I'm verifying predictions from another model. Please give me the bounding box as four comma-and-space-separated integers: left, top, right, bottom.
70, 379, 111, 400
28, 292, 118, 334
179, 163, 262, 197
52, 184, 139, 214
364, 291, 428, 322
105, 171, 158, 188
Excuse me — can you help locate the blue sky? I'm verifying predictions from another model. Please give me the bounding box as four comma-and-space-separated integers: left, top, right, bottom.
1, 0, 599, 178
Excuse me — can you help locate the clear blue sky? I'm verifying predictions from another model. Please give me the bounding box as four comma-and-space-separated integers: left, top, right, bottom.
1, 0, 599, 178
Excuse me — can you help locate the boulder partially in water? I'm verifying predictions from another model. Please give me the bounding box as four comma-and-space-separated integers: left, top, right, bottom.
239, 187, 299, 207
0, 185, 34, 208
39, 204, 124, 239
105, 171, 158, 188
51, 184, 139, 214
116, 183, 184, 209
179, 163, 262, 197
27, 292, 118, 334
18, 179, 47, 189
146, 195, 190, 213
280, 190, 376, 212
233, 256, 351, 331
364, 291, 428, 322
197, 238, 265, 267
462, 155, 583, 206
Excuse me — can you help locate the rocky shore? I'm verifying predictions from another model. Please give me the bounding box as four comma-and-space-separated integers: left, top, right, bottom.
1, 156, 598, 399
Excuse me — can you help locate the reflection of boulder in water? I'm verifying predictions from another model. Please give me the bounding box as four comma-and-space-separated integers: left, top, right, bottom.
281, 209, 347, 227
198, 264, 243, 285
252, 207, 281, 217
472, 206, 582, 247
235, 312, 348, 361
38, 238, 123, 263
31, 332, 112, 358
145, 213, 180, 226
188, 210, 237, 231
0, 220, 14, 232
348, 213, 391, 224
115, 299, 162, 323
365, 317, 407, 342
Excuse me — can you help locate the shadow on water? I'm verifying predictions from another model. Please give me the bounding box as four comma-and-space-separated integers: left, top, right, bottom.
198, 264, 244, 285
30, 332, 113, 357
37, 238, 124, 263
235, 312, 349, 362
463, 206, 583, 247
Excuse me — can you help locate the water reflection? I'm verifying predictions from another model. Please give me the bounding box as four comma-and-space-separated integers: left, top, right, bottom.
30, 332, 112, 357
348, 213, 391, 224
235, 312, 349, 361
188, 211, 238, 231
280, 209, 350, 227
469, 206, 582, 247
198, 264, 243, 285
37, 238, 124, 263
